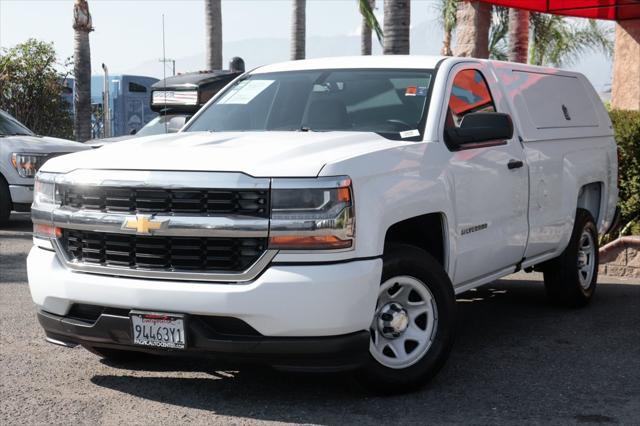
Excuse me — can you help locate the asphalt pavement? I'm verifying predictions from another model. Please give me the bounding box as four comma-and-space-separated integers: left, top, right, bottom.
1, 212, 639, 425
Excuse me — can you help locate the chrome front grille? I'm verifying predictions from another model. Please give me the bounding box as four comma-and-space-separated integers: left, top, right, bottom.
60, 229, 267, 272
40, 170, 276, 282
59, 185, 269, 218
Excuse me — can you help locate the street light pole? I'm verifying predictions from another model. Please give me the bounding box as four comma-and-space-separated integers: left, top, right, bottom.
159, 58, 176, 76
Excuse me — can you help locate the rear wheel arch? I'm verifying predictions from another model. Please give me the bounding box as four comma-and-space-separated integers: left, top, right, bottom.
577, 182, 603, 228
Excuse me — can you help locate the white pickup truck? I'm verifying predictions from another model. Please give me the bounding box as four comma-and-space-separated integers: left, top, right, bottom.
0, 109, 89, 225
28, 56, 617, 393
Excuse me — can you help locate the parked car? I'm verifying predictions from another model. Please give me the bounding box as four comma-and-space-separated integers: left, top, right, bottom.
28, 56, 617, 393
0, 110, 90, 225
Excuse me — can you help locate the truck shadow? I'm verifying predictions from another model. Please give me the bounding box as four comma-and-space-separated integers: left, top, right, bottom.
2, 213, 32, 233
89, 278, 640, 423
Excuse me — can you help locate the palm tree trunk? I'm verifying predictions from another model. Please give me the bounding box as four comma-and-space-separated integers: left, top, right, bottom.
205, 0, 223, 70
441, 29, 453, 56
508, 8, 529, 63
73, 0, 93, 142
361, 0, 375, 55
453, 0, 490, 59
383, 0, 410, 55
291, 0, 306, 60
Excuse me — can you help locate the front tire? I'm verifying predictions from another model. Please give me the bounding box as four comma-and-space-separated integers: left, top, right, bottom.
0, 178, 11, 227
356, 244, 456, 394
543, 209, 599, 307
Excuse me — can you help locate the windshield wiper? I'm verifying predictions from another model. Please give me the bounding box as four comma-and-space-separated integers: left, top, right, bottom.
299, 126, 313, 132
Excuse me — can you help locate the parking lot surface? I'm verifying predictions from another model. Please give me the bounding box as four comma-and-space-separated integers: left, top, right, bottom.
1, 213, 639, 425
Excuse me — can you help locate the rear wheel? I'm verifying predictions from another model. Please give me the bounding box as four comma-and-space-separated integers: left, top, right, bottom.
0, 177, 11, 227
543, 209, 599, 307
356, 244, 456, 394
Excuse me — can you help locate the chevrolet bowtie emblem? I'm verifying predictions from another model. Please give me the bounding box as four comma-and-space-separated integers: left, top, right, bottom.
121, 215, 168, 235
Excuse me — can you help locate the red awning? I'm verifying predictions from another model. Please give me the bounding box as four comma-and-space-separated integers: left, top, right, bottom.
478, 0, 640, 21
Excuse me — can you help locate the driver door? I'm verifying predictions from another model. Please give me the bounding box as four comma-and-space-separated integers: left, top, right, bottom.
442, 65, 529, 286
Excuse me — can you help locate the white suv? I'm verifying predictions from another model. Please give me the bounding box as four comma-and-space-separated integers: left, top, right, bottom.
28, 56, 617, 393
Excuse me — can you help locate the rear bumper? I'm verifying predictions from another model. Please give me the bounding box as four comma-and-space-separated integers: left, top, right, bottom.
38, 309, 370, 371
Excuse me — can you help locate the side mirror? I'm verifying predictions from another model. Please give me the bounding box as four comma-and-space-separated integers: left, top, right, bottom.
444, 112, 514, 150
167, 116, 187, 133
129, 128, 138, 135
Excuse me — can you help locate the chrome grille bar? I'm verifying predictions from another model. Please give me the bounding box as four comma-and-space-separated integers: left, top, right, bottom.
51, 208, 269, 238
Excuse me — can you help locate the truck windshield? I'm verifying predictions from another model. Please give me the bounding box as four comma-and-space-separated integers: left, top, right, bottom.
137, 115, 172, 136
0, 111, 35, 137
185, 69, 433, 139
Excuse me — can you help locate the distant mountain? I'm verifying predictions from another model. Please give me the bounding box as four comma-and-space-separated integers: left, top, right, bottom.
120, 19, 611, 92
122, 20, 443, 77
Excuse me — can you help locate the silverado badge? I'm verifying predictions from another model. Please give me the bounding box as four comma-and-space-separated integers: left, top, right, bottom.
121, 215, 168, 235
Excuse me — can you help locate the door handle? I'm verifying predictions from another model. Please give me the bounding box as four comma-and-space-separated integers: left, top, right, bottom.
507, 160, 524, 170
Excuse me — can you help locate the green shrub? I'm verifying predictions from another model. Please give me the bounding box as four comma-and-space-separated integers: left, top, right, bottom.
0, 39, 73, 139
609, 109, 640, 236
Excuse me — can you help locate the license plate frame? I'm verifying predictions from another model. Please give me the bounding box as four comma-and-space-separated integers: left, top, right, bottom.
130, 311, 186, 349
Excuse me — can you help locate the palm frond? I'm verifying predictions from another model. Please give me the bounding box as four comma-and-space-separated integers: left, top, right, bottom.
489, 6, 509, 60
359, 0, 383, 45
529, 13, 613, 67
435, 0, 459, 33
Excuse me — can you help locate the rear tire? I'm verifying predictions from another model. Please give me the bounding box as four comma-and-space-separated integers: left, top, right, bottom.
355, 244, 456, 394
0, 177, 11, 227
543, 209, 599, 307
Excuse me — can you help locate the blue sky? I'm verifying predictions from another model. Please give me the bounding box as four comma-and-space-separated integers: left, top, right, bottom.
0, 0, 613, 91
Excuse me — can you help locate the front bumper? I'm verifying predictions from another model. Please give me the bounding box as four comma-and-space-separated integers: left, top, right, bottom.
9, 184, 33, 204
28, 246, 382, 337
38, 309, 370, 371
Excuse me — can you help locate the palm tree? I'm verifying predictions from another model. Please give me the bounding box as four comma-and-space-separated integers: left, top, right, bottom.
508, 8, 529, 63
205, 0, 222, 70
359, 0, 383, 55
436, 0, 458, 56
72, 0, 93, 142
291, 0, 306, 60
453, 0, 491, 58
358, 0, 383, 54
488, 6, 509, 61
383, 0, 410, 54
529, 14, 613, 67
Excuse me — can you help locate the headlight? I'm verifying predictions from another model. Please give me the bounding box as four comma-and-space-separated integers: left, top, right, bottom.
269, 176, 354, 250
32, 172, 61, 246
33, 172, 60, 209
11, 153, 48, 178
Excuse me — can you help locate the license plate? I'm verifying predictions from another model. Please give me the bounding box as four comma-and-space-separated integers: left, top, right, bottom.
130, 311, 186, 349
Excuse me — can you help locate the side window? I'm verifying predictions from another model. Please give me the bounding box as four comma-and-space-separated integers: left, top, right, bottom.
128, 82, 147, 93
445, 69, 495, 129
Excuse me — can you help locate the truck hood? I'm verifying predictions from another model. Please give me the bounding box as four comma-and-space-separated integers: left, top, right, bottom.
41, 131, 407, 177
2, 135, 89, 154
86, 134, 136, 148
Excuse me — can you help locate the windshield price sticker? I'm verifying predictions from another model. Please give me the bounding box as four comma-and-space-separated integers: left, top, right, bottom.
400, 129, 421, 139
218, 80, 275, 105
